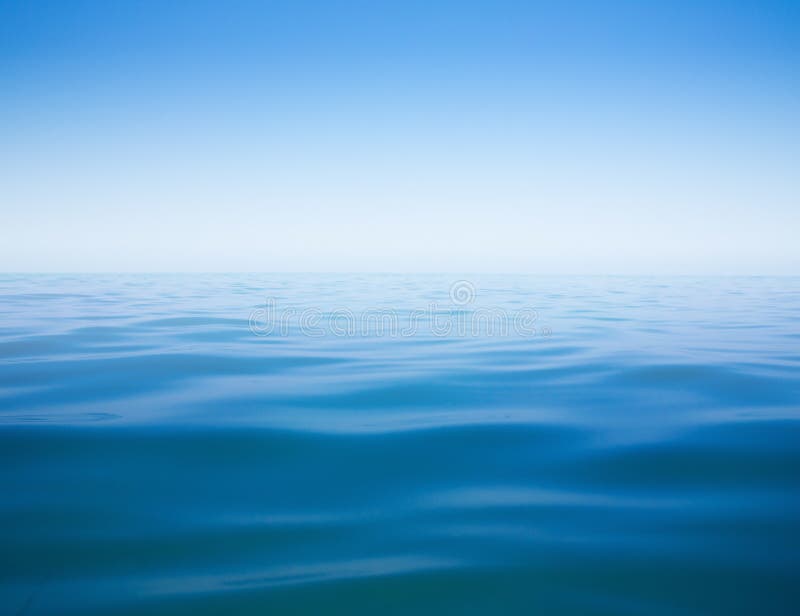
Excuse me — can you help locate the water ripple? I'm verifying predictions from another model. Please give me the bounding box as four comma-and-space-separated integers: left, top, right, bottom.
1, 275, 799, 615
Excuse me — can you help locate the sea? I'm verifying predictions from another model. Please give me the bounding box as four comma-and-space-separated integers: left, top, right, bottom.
1, 274, 798, 614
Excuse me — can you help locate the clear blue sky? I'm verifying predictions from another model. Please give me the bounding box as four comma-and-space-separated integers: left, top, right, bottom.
1, 0, 798, 273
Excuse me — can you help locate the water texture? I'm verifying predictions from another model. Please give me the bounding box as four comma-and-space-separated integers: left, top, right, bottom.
1, 274, 799, 615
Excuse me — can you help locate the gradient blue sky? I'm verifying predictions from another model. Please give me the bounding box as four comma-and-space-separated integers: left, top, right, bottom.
1, 0, 798, 273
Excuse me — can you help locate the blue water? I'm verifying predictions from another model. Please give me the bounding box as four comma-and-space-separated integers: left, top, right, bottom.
1, 274, 799, 615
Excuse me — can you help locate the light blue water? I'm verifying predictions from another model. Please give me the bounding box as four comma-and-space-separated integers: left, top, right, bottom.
1, 274, 799, 615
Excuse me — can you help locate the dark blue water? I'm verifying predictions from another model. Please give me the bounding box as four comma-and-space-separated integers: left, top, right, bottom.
1, 274, 799, 615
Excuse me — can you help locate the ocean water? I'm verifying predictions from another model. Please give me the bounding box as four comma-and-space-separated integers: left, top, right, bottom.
1, 274, 799, 615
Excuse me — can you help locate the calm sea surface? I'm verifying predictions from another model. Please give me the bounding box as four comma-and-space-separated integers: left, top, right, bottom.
1, 274, 799, 615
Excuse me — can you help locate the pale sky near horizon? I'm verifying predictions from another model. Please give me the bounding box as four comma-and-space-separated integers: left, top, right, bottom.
1, 1, 799, 273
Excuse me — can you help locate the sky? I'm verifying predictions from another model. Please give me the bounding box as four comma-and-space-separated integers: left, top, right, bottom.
1, 0, 798, 273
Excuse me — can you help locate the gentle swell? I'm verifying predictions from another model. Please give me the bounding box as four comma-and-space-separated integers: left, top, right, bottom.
1, 274, 799, 615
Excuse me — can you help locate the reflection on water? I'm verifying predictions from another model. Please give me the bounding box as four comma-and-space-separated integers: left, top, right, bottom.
1, 275, 799, 614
